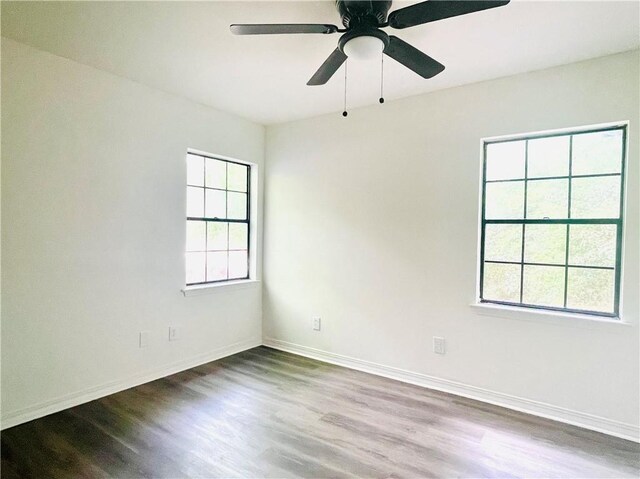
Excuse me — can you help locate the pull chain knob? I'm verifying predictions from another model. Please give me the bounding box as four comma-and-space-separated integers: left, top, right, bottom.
342, 59, 348, 118
379, 52, 385, 104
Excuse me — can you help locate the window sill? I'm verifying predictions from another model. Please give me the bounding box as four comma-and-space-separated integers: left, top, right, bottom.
182, 279, 260, 297
470, 302, 631, 329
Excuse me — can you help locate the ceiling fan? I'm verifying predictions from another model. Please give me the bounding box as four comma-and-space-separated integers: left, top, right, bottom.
230, 1, 510, 86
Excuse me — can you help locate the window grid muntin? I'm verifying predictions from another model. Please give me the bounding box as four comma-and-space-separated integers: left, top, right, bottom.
519, 142, 528, 303
186, 154, 250, 286
484, 172, 622, 186
563, 137, 573, 307
479, 125, 626, 317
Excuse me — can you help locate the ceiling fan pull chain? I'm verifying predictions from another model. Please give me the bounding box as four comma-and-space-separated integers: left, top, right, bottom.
342, 60, 348, 117
379, 52, 385, 104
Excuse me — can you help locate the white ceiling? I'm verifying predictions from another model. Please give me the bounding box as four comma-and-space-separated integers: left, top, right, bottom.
2, 1, 638, 125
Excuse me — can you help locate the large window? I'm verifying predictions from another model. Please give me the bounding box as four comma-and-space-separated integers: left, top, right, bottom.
185, 152, 250, 285
479, 124, 626, 317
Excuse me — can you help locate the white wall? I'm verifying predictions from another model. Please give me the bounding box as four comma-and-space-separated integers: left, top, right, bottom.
1, 38, 264, 427
263, 50, 640, 439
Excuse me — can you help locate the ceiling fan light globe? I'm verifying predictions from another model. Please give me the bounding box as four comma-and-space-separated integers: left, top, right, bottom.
343, 35, 385, 60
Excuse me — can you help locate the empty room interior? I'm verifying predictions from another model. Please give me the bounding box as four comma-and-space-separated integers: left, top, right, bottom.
1, 0, 639, 477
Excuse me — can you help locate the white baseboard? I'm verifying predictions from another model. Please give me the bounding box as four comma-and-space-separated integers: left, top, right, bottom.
4, 336, 637, 443
0, 337, 262, 430
263, 338, 640, 443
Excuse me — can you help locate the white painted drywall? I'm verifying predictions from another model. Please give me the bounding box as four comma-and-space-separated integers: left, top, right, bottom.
263, 51, 640, 434
1, 38, 264, 426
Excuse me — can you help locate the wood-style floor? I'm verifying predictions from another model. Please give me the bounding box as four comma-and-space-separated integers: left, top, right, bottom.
1, 346, 638, 478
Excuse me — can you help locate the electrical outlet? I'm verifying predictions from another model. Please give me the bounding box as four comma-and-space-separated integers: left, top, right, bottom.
139, 331, 149, 348
312, 317, 321, 331
433, 336, 446, 355
169, 326, 180, 341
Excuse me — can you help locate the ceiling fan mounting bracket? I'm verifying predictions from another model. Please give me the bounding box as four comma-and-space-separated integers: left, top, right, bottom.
335, 0, 393, 29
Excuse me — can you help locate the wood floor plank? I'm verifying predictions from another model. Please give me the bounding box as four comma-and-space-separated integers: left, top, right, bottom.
2, 346, 638, 478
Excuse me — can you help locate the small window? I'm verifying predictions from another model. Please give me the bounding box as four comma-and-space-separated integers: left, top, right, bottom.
185, 152, 250, 285
479, 124, 626, 317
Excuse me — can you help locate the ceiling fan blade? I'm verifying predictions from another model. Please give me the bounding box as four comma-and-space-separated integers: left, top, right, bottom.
230, 24, 339, 35
384, 36, 444, 79
388, 1, 510, 29
307, 48, 348, 86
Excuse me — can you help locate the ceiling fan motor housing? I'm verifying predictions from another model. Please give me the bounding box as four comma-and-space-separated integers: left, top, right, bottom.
335, 0, 391, 57
335, 0, 393, 29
